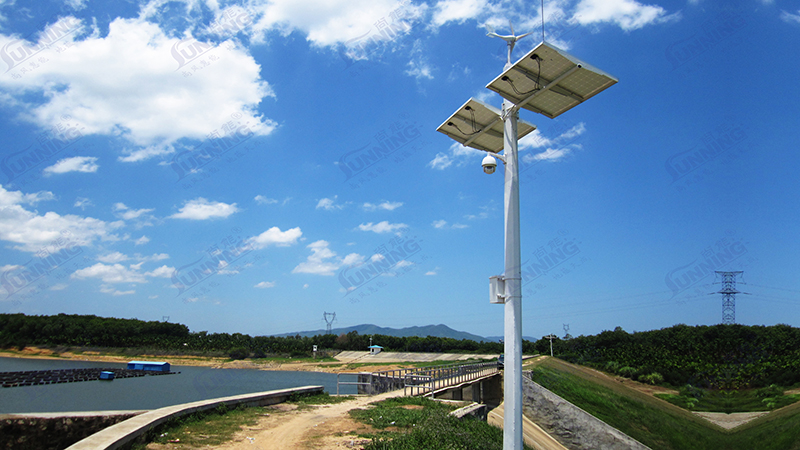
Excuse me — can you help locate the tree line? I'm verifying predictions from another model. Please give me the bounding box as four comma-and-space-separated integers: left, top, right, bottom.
4, 314, 798, 388
0, 313, 504, 357
531, 323, 800, 389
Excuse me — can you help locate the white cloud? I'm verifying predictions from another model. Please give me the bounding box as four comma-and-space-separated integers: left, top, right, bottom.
357, 221, 408, 234
169, 198, 239, 220
316, 195, 346, 210
431, 0, 487, 26
292, 240, 344, 276
118, 145, 176, 163
135, 236, 150, 245
113, 203, 155, 221
50, 283, 69, 290
432, 219, 467, 229
0, 185, 122, 252
428, 152, 453, 170
254, 195, 278, 205
72, 263, 147, 284
255, 281, 276, 288
0, 186, 55, 206
43, 156, 98, 175
144, 265, 174, 278
781, 10, 800, 24
247, 226, 302, 249
246, 0, 423, 47
363, 201, 403, 211
100, 284, 136, 296
0, 17, 276, 160
571, 0, 674, 30
97, 252, 130, 263
74, 197, 93, 210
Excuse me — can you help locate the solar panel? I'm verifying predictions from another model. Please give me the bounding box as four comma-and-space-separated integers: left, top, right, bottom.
486, 41, 618, 119
436, 97, 536, 154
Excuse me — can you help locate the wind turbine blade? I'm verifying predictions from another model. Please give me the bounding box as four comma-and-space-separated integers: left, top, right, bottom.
517, 32, 533, 39
509, 20, 515, 36
485, 23, 495, 35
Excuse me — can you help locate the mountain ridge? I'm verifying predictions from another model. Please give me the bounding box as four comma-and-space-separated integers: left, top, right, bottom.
271, 323, 491, 342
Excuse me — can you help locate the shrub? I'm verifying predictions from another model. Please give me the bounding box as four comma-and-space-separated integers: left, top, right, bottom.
228, 347, 249, 360
618, 366, 638, 378
639, 372, 664, 385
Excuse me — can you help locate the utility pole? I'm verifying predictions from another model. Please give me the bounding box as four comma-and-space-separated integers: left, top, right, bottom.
543, 334, 558, 357
713, 272, 743, 324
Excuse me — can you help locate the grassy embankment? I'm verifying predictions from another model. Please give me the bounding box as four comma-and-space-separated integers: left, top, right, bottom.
528, 358, 800, 450
348, 396, 534, 450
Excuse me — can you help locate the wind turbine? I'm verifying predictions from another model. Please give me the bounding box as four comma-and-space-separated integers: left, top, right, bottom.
486, 21, 533, 67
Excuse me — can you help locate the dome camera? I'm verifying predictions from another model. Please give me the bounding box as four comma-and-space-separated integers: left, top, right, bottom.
482, 154, 498, 174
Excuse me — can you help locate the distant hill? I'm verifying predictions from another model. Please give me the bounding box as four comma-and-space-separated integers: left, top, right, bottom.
272, 324, 490, 342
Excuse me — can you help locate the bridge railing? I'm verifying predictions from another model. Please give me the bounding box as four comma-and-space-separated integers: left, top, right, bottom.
403, 361, 499, 396
337, 360, 500, 396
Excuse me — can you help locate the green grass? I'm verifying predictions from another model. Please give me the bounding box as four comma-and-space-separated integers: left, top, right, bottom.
130, 404, 269, 449
655, 390, 800, 413
348, 396, 534, 450
530, 363, 724, 450
531, 358, 800, 450
130, 393, 353, 449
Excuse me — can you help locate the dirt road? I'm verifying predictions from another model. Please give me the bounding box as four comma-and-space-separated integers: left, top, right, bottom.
213, 390, 408, 450
488, 403, 569, 450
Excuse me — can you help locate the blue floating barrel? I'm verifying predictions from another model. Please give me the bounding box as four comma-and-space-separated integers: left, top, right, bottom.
99, 371, 115, 381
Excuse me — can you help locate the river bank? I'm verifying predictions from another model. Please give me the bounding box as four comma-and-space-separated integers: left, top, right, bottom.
0, 346, 492, 374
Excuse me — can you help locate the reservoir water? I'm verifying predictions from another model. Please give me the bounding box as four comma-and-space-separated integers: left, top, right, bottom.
0, 357, 355, 414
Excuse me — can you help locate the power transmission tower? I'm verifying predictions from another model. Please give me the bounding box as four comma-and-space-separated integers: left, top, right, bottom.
323, 312, 336, 334
713, 271, 744, 324
562, 324, 571, 340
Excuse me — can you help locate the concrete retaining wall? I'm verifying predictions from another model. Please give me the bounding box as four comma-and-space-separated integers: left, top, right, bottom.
522, 376, 650, 450
0, 411, 143, 450
65, 385, 323, 450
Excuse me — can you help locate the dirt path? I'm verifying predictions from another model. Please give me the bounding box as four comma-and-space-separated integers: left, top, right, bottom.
213, 390, 407, 450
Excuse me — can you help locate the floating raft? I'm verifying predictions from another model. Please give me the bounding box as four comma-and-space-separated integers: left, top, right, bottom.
0, 367, 177, 388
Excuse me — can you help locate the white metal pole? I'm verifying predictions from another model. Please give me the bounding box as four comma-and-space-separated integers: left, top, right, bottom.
502, 97, 523, 450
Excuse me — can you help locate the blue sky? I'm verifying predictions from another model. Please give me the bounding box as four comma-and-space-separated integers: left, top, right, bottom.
0, 0, 798, 340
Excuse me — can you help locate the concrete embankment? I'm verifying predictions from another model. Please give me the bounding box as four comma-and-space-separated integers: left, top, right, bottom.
65, 385, 323, 450
0, 411, 144, 450
521, 375, 651, 450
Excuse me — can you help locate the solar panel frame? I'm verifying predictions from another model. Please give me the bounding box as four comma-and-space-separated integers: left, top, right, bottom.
486, 41, 618, 119
436, 97, 536, 154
